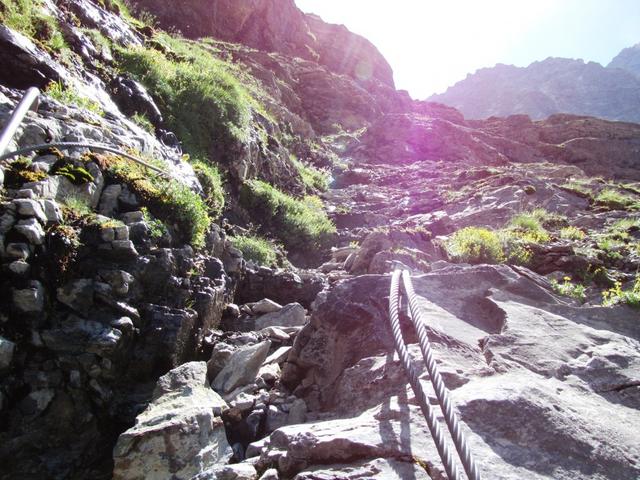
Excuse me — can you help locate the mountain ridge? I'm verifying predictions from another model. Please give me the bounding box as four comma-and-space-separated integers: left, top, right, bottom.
430, 46, 640, 122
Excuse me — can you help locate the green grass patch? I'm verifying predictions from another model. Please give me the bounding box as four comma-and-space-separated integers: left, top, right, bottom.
240, 179, 336, 252
506, 211, 551, 243
230, 234, 279, 266
0, 0, 66, 52
191, 159, 225, 218
551, 276, 586, 302
4, 158, 48, 188
61, 195, 92, 219
560, 226, 586, 240
290, 154, 330, 192
595, 188, 638, 210
132, 112, 155, 134
45, 81, 104, 115
115, 34, 254, 160
447, 227, 505, 264
103, 154, 210, 248
602, 279, 640, 308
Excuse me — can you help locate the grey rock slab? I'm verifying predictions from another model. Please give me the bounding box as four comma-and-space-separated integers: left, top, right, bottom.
192, 463, 258, 480
251, 298, 283, 315
454, 372, 640, 480
5, 242, 30, 260
12, 281, 44, 313
258, 469, 279, 480
14, 199, 47, 223
57, 279, 94, 316
14, 218, 45, 245
98, 184, 122, 216
256, 400, 444, 478
213, 340, 272, 394
113, 362, 231, 480
40, 199, 63, 223
293, 458, 431, 479
254, 303, 306, 330
0, 336, 16, 370
263, 346, 292, 365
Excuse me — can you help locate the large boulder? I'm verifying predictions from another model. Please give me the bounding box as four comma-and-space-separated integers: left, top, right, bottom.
113, 362, 232, 480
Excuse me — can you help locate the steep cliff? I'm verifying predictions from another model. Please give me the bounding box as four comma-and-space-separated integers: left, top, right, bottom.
0, 1, 639, 480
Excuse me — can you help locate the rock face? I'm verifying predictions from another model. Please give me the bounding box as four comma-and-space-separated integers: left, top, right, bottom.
2, 1, 640, 479
113, 362, 232, 480
128, 0, 394, 87
270, 267, 640, 479
431, 56, 640, 122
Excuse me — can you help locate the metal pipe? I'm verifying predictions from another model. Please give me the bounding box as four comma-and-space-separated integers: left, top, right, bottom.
0, 87, 40, 156
0, 141, 171, 178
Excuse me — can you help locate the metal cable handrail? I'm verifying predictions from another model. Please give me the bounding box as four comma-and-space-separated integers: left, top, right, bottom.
401, 270, 482, 480
0, 87, 40, 156
0, 142, 171, 178
389, 270, 462, 480
0, 88, 172, 179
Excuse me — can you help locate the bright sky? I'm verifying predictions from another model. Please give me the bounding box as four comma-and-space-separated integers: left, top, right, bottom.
294, 0, 640, 99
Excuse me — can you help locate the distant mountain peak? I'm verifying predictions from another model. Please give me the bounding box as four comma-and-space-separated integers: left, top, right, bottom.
429, 42, 640, 122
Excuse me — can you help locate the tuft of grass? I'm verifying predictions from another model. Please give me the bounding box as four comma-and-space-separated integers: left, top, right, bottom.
507, 211, 551, 243
0, 0, 66, 51
191, 159, 225, 218
551, 276, 586, 302
230, 234, 279, 266
290, 154, 330, 192
62, 195, 92, 219
447, 227, 505, 264
240, 179, 336, 252
45, 81, 104, 115
115, 34, 254, 160
132, 112, 155, 134
561, 180, 593, 198
141, 207, 168, 240
595, 188, 638, 210
4, 158, 47, 187
602, 279, 640, 308
103, 154, 210, 248
560, 226, 586, 240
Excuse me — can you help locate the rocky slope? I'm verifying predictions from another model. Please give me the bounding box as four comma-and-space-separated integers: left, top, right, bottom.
430, 54, 640, 122
1, 1, 639, 480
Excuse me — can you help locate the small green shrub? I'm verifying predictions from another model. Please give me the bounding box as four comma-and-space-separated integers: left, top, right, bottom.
104, 154, 210, 247
132, 112, 155, 134
141, 207, 167, 240
290, 154, 329, 192
191, 159, 225, 218
4, 158, 47, 187
45, 81, 104, 115
240, 180, 336, 252
447, 227, 505, 264
62, 195, 92, 219
116, 35, 254, 159
551, 276, 586, 302
51, 162, 94, 185
230, 234, 279, 266
560, 226, 586, 240
561, 180, 593, 198
507, 211, 551, 243
0, 0, 65, 51
602, 279, 640, 308
595, 188, 637, 210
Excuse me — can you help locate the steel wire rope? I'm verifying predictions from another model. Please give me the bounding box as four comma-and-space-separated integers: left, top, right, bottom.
0, 142, 171, 178
401, 270, 482, 480
389, 270, 462, 480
